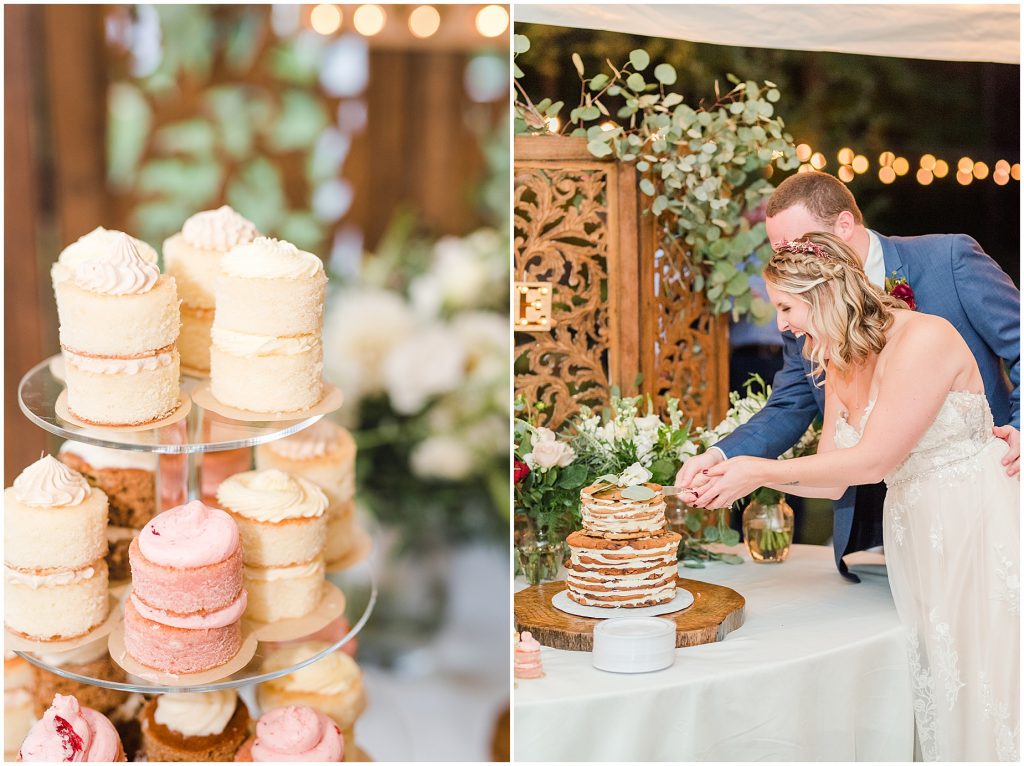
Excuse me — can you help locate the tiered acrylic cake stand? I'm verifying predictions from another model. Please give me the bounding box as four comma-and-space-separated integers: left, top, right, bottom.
15, 355, 378, 693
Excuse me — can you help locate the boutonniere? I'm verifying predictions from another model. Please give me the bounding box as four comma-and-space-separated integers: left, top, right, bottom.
592, 462, 657, 500
884, 271, 917, 311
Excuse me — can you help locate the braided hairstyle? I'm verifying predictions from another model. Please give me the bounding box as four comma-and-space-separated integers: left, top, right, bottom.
764, 231, 905, 381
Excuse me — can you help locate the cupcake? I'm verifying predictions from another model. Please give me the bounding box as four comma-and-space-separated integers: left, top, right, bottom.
266, 616, 358, 659
257, 642, 366, 739
18, 693, 125, 761
514, 632, 544, 679
163, 206, 259, 374
4, 455, 109, 641
30, 638, 130, 720
58, 441, 157, 581
211, 237, 327, 413
124, 501, 246, 674
141, 689, 250, 762
235, 705, 343, 762
255, 421, 360, 565
217, 469, 327, 622
5, 652, 37, 761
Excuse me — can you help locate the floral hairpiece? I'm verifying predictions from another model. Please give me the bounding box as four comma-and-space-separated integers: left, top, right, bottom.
774, 239, 839, 262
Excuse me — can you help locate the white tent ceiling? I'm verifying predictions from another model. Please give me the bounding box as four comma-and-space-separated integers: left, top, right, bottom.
514, 4, 1020, 65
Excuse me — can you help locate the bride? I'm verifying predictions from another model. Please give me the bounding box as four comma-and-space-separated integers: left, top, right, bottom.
685, 233, 1019, 762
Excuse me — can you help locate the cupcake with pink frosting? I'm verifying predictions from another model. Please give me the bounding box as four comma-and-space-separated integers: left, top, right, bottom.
234, 705, 343, 762
123, 501, 246, 674
515, 632, 544, 679
18, 693, 124, 762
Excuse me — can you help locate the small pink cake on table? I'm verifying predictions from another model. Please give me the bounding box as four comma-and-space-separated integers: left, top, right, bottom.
123, 500, 246, 675
18, 693, 125, 762
234, 705, 343, 762
515, 631, 545, 679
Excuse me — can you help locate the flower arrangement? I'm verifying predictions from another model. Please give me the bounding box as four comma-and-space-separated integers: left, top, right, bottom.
323, 216, 509, 546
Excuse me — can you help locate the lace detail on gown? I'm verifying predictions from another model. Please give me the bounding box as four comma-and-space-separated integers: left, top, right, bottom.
834, 390, 1020, 761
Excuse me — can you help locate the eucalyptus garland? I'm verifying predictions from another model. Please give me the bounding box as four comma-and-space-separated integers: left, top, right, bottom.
515, 34, 801, 321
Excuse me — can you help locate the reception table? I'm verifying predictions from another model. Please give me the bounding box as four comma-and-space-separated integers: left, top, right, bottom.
514, 544, 915, 762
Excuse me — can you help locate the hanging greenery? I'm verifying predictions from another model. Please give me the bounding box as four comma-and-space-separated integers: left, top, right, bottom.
514, 34, 800, 320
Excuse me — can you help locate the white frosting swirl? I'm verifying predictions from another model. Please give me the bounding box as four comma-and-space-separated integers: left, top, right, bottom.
58, 227, 159, 267
211, 327, 318, 357
12, 455, 90, 507
153, 690, 238, 737
62, 348, 175, 375
221, 237, 323, 279
59, 441, 158, 471
72, 233, 160, 295
181, 206, 258, 251
261, 642, 361, 695
30, 638, 108, 668
217, 469, 327, 522
267, 420, 351, 461
245, 559, 325, 582
4, 565, 97, 590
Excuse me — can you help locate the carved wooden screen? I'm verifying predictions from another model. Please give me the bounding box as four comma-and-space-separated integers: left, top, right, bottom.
514, 135, 729, 430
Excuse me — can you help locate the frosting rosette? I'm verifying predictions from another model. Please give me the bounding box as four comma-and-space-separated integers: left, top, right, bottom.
260, 642, 361, 696
138, 500, 240, 568
153, 689, 238, 737
58, 226, 158, 268
181, 205, 258, 251
216, 469, 327, 523
221, 237, 324, 280
13, 454, 90, 507
72, 233, 159, 295
18, 694, 121, 762
251, 705, 343, 762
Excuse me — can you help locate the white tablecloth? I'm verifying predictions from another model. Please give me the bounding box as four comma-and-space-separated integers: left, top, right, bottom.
514, 544, 915, 762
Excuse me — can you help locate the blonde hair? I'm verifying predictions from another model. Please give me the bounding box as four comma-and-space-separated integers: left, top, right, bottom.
764, 232, 904, 380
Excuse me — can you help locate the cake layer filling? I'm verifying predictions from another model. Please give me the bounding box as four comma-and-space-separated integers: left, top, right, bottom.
567, 585, 676, 608
129, 590, 247, 630
4, 562, 101, 590
63, 347, 176, 375
245, 559, 325, 582
570, 541, 679, 569
211, 328, 318, 357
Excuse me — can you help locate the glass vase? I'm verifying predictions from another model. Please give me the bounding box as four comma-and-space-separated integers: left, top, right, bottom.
742, 493, 794, 563
515, 535, 566, 586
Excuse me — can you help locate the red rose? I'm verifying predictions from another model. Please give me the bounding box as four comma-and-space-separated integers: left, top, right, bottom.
514, 459, 530, 484
890, 282, 917, 310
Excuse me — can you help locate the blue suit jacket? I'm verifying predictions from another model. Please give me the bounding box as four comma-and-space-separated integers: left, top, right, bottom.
716, 232, 1020, 580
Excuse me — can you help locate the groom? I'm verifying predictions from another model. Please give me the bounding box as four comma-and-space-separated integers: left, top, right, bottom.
676, 171, 1021, 581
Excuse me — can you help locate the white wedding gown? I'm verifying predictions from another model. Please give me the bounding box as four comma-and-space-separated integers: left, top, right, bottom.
835, 390, 1020, 762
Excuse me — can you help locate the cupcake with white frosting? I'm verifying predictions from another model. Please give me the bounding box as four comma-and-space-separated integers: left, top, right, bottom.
54, 232, 181, 425
140, 689, 250, 762
257, 641, 366, 740
216, 469, 327, 621
256, 421, 359, 565
4, 455, 109, 640
163, 206, 259, 374
210, 236, 326, 413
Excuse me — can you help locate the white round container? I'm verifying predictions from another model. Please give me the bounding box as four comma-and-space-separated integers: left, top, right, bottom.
592, 616, 676, 673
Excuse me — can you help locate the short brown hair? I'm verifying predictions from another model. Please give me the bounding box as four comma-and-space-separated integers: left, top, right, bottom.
766, 171, 864, 226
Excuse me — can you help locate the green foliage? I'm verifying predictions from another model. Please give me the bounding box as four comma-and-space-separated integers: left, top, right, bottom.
515, 37, 800, 320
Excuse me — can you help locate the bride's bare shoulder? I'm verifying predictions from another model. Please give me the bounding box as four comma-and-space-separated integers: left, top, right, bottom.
887, 311, 963, 353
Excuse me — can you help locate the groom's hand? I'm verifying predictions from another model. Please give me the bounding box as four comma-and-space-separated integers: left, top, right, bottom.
993, 424, 1020, 477
675, 449, 724, 492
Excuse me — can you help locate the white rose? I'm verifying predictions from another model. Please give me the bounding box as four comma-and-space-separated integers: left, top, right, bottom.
532, 427, 557, 444
433, 237, 488, 308
634, 415, 662, 432
410, 435, 475, 481
617, 462, 652, 487
383, 324, 467, 415
526, 439, 575, 470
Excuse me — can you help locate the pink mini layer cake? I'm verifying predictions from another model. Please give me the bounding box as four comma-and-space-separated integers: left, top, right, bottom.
123, 501, 246, 675
18, 693, 125, 762
234, 705, 343, 762
514, 632, 544, 679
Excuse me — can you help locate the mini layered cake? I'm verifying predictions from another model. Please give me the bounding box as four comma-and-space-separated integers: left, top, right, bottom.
255, 420, 359, 565
579, 482, 668, 539
565, 529, 681, 608
163, 206, 259, 374
235, 705, 343, 762
52, 227, 158, 287
211, 236, 327, 413
257, 642, 366, 739
54, 233, 181, 425
18, 694, 125, 762
124, 501, 246, 674
5, 652, 37, 761
59, 441, 157, 581
141, 689, 249, 762
514, 631, 544, 679
4, 456, 109, 640
217, 469, 327, 622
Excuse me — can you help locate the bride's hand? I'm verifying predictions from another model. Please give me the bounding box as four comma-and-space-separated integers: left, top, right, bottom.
993, 425, 1020, 478
690, 456, 767, 509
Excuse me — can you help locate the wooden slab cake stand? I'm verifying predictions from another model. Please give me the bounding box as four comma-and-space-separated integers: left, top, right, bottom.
514, 577, 745, 652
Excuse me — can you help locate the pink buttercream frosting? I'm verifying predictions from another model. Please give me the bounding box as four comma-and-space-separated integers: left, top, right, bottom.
18, 694, 121, 762
517, 631, 541, 652
251, 706, 343, 762
129, 590, 247, 629
139, 501, 239, 568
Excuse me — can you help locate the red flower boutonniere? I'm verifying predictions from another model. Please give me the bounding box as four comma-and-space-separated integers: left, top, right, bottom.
885, 272, 917, 311
514, 458, 531, 484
